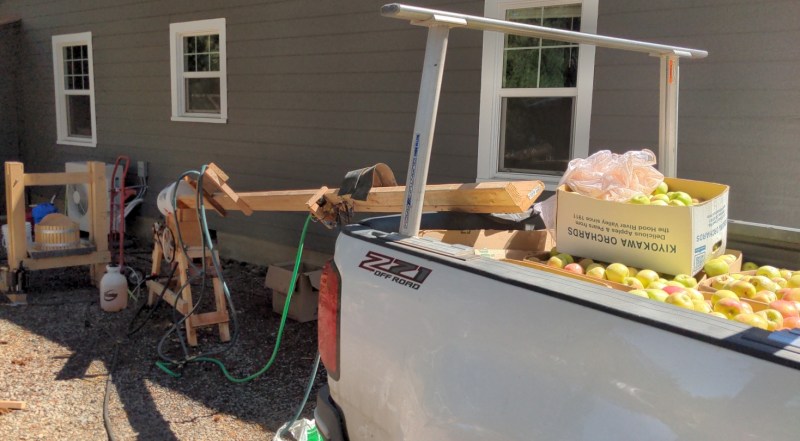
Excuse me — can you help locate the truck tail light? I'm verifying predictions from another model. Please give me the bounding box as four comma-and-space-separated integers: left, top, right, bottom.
319, 260, 341, 380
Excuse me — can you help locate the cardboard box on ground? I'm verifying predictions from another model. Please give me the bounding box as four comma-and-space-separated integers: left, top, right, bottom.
264, 262, 323, 323
556, 177, 730, 276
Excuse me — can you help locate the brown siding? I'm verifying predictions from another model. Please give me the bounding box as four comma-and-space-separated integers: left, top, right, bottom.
592, 0, 800, 228
0, 0, 483, 258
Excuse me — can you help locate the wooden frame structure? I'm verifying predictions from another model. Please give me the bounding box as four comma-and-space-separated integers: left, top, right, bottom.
3, 161, 110, 302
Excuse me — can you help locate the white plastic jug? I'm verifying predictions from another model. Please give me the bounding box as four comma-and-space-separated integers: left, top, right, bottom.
100, 265, 128, 312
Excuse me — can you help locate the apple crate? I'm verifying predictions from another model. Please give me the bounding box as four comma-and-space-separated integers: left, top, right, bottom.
502, 252, 634, 292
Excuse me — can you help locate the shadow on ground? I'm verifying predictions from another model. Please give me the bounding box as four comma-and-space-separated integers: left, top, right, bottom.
0, 247, 325, 440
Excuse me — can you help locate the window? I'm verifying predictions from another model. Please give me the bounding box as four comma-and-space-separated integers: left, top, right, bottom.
478, 0, 598, 187
170, 18, 227, 123
52, 32, 97, 147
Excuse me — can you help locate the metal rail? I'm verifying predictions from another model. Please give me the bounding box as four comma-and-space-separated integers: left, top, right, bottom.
382, 3, 708, 237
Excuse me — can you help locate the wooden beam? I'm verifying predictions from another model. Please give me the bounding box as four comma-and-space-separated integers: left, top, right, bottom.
146, 280, 188, 315
5, 162, 27, 272
23, 172, 90, 186
0, 401, 26, 410
178, 181, 545, 214
22, 250, 110, 271
188, 310, 229, 328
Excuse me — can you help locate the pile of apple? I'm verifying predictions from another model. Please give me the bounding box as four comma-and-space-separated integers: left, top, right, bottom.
626, 181, 702, 206
702, 265, 800, 331
542, 249, 799, 331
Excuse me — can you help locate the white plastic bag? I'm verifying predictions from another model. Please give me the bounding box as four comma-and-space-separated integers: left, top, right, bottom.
273, 418, 319, 441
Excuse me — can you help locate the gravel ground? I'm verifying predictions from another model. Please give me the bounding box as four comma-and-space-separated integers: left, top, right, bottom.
0, 246, 326, 440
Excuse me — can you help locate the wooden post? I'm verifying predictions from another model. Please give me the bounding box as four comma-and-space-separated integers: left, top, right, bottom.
5, 162, 27, 275
175, 249, 198, 346
87, 162, 109, 284
212, 261, 231, 342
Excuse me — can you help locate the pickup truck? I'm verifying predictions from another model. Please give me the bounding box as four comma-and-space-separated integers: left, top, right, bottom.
312, 5, 800, 440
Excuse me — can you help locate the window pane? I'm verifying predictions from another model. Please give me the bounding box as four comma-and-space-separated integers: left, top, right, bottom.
66, 60, 73, 75
505, 8, 541, 48
210, 54, 219, 70
185, 55, 196, 72
540, 47, 578, 87
197, 35, 208, 52
185, 36, 195, 53
210, 34, 219, 51
504, 49, 539, 88
185, 78, 221, 113
67, 95, 92, 138
197, 54, 209, 71
542, 5, 581, 46
499, 97, 574, 175
83, 76, 90, 89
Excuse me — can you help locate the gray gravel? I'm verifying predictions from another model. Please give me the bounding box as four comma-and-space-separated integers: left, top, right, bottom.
0, 249, 324, 440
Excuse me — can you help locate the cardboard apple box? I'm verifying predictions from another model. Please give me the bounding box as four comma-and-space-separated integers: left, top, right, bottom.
556, 177, 729, 276
418, 229, 554, 260
265, 261, 323, 323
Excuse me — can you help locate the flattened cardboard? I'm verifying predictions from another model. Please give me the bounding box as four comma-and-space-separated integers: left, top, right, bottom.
418, 229, 554, 260
556, 177, 729, 276
265, 262, 322, 322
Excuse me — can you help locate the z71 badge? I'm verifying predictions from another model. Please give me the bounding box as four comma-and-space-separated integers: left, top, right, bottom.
358, 251, 432, 290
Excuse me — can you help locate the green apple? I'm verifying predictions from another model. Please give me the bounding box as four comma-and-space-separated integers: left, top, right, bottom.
692, 299, 712, 313
684, 288, 705, 303
669, 191, 693, 206
779, 269, 793, 280
711, 274, 735, 290
668, 199, 686, 207
756, 265, 781, 280
711, 289, 739, 304
772, 277, 788, 289
605, 263, 630, 283
728, 280, 757, 299
750, 276, 779, 294
628, 194, 651, 205
547, 256, 565, 269
577, 258, 595, 271
635, 269, 660, 287
787, 275, 800, 288
756, 309, 784, 331
653, 181, 669, 195
650, 194, 669, 203
672, 274, 698, 288
586, 262, 605, 272
751, 290, 778, 304
666, 292, 695, 310
627, 267, 640, 277
627, 289, 649, 298
645, 288, 669, 302
708, 311, 728, 320
650, 200, 669, 206
703, 258, 730, 277
549, 247, 559, 257
742, 262, 759, 272
622, 277, 645, 290
733, 313, 769, 330
586, 266, 606, 279
647, 281, 668, 290
555, 253, 574, 265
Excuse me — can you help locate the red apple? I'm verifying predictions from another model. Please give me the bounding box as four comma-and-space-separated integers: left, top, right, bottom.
782, 316, 800, 329
663, 285, 685, 295
563, 263, 584, 275
750, 290, 777, 304
778, 287, 800, 302
769, 300, 800, 319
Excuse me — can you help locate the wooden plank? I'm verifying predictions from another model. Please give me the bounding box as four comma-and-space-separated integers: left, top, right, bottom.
87, 162, 110, 258
23, 172, 90, 186
185, 177, 227, 217
188, 310, 229, 328
146, 280, 188, 315
206, 164, 253, 216
0, 400, 26, 410
212, 276, 231, 342
22, 251, 111, 271
5, 162, 27, 272
177, 181, 545, 214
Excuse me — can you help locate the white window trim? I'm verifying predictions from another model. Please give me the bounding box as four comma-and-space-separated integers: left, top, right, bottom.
52, 32, 97, 147
477, 0, 598, 188
170, 18, 228, 123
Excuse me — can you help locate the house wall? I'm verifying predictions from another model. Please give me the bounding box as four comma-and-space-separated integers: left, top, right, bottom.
1, 0, 798, 263
0, 19, 22, 213
0, 0, 484, 263
591, 0, 800, 228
